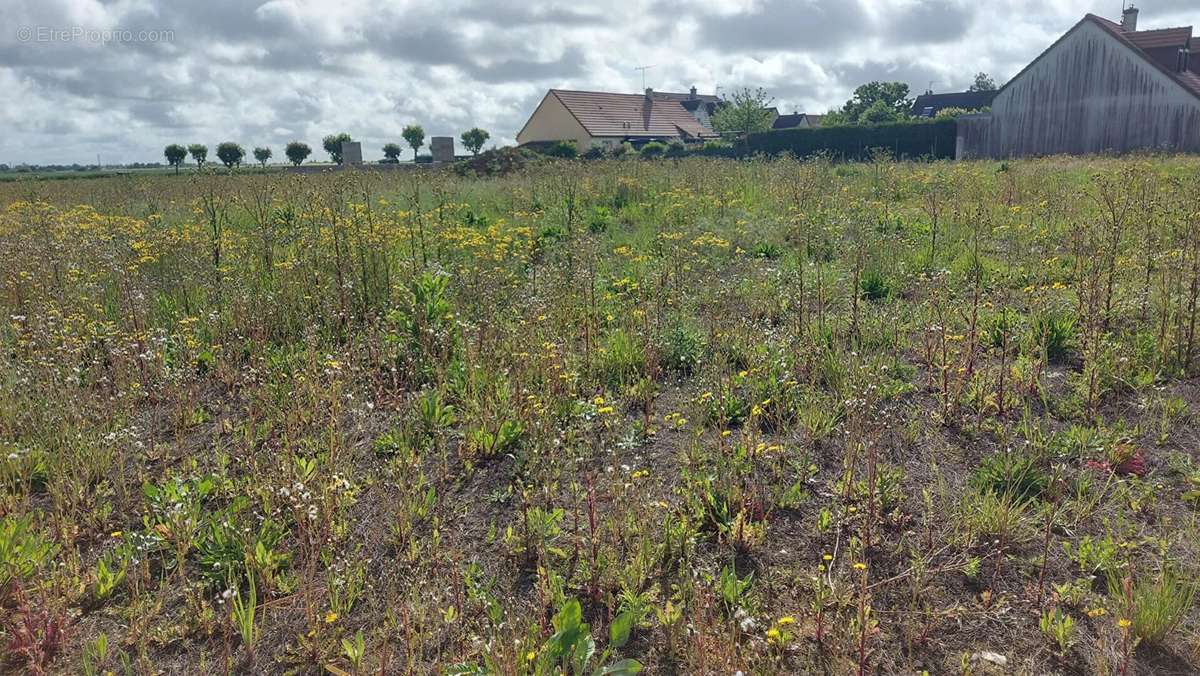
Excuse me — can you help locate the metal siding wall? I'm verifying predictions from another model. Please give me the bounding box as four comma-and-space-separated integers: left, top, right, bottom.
963, 21, 1200, 158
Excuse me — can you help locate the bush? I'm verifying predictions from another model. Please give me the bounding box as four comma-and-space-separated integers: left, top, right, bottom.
694, 140, 735, 157
542, 141, 578, 158
639, 142, 667, 159
746, 118, 957, 160
665, 140, 687, 158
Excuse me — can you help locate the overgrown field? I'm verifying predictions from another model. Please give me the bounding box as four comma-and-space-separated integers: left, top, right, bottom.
3, 156, 1200, 675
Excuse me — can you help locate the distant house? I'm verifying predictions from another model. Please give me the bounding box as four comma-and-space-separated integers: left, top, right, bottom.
516, 88, 720, 150
772, 113, 825, 129
910, 90, 997, 118
958, 7, 1200, 158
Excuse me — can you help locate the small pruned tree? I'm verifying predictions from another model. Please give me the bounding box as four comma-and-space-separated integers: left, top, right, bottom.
164, 144, 187, 174
216, 142, 245, 169
285, 141, 311, 166
460, 127, 490, 156
188, 143, 208, 168
253, 146, 272, 169
402, 125, 425, 161
382, 142, 402, 163
323, 133, 353, 164
711, 87, 775, 148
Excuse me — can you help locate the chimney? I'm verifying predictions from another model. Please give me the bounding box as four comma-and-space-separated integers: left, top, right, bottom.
1121, 4, 1138, 32
645, 87, 654, 99
1180, 48, 1191, 73
689, 86, 697, 100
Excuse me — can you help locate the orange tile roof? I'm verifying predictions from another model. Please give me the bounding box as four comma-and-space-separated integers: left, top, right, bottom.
550, 89, 718, 140
1126, 26, 1193, 50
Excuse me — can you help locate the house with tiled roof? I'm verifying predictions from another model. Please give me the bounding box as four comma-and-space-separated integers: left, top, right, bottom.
958, 6, 1200, 158
516, 87, 721, 150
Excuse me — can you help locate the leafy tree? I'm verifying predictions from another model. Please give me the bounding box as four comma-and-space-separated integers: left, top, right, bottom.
858, 99, 903, 125
834, 82, 913, 124
252, 146, 272, 168
402, 125, 426, 161
285, 141, 311, 166
187, 143, 208, 168
216, 142, 245, 169
968, 72, 998, 92
460, 127, 490, 156
711, 87, 775, 146
163, 144, 187, 174
382, 143, 402, 162
323, 133, 353, 164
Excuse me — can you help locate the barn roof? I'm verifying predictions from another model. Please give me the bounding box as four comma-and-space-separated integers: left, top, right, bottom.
542, 89, 719, 140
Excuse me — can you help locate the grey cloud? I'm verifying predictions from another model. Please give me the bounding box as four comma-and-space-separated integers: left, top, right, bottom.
698, 0, 872, 53
465, 47, 588, 84
882, 0, 974, 45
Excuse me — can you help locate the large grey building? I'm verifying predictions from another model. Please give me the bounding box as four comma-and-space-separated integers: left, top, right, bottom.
958, 7, 1200, 158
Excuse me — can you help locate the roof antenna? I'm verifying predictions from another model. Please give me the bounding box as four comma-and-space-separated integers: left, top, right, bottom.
635, 65, 656, 91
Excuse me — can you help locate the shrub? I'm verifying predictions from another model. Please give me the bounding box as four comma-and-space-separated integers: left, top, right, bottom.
665, 140, 687, 158
542, 141, 578, 158
694, 140, 735, 157
639, 142, 667, 159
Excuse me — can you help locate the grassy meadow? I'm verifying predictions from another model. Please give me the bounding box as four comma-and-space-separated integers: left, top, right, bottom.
2, 155, 1200, 674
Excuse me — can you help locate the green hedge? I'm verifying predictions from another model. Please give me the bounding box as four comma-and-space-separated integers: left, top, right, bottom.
746, 119, 957, 160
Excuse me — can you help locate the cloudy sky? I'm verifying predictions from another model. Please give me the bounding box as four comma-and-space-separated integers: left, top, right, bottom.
2, 0, 1197, 165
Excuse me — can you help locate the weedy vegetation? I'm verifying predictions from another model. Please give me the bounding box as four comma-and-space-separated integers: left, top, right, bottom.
1, 154, 1200, 674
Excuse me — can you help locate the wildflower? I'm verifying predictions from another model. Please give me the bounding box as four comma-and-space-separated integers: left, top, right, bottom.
766, 627, 780, 640
526, 651, 536, 662
1117, 618, 1132, 629
853, 562, 867, 570
325, 611, 339, 623
822, 553, 833, 561
111, 531, 122, 538
597, 406, 614, 415
777, 616, 795, 626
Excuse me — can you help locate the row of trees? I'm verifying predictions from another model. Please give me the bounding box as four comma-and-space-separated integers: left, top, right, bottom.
163, 127, 492, 172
